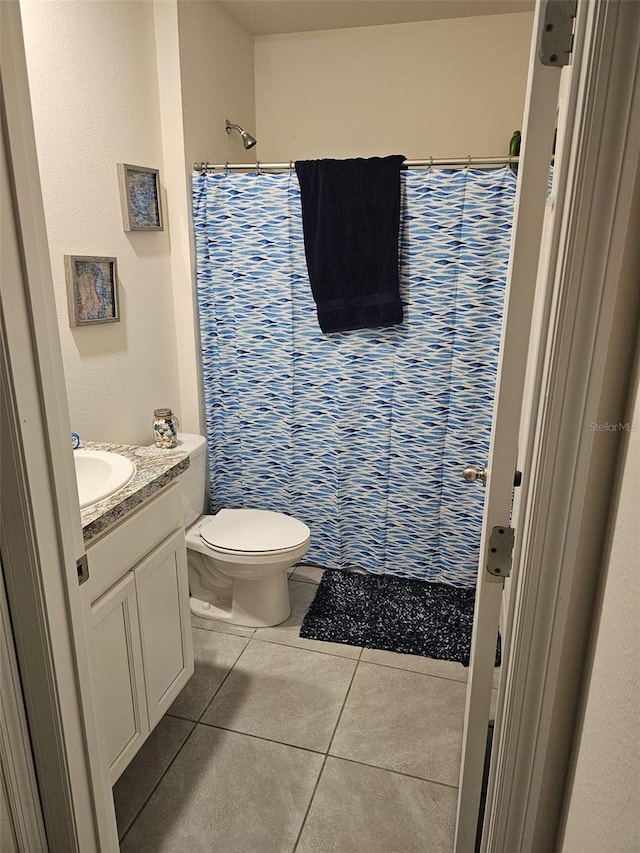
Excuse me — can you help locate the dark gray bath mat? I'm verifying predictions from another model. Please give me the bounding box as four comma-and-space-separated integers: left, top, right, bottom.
299, 569, 501, 667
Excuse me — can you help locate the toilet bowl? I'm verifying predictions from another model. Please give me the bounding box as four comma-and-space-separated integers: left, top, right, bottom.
176, 434, 310, 628
185, 509, 310, 627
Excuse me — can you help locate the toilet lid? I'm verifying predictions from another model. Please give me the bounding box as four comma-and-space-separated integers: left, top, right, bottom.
199, 509, 310, 553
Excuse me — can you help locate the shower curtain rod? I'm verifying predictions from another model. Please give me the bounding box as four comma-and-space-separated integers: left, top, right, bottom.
193, 155, 519, 173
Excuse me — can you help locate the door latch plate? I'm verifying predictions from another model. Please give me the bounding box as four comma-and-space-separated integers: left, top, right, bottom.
487, 526, 515, 578
77, 554, 89, 585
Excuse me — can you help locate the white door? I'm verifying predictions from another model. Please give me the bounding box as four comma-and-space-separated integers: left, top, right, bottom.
455, 2, 573, 848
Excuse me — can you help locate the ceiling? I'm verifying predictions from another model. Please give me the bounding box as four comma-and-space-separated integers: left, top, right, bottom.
216, 0, 535, 36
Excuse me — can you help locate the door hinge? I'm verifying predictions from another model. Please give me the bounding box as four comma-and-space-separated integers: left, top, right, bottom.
77, 554, 89, 585
539, 0, 577, 67
487, 526, 515, 579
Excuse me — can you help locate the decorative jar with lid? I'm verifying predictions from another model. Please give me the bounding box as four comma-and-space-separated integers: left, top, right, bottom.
153, 408, 178, 448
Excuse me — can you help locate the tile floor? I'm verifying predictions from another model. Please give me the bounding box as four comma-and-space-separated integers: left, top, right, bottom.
115, 567, 494, 853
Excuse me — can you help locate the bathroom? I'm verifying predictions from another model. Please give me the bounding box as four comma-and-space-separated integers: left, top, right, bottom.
5, 2, 640, 851
8, 1, 537, 850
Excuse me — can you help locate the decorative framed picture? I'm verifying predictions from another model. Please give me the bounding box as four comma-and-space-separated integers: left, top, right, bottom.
64, 255, 119, 327
117, 163, 163, 231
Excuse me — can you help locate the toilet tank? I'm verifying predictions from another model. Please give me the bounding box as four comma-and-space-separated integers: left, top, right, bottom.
175, 433, 207, 527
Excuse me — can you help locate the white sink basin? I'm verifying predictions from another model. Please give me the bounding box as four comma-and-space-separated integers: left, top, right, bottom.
74, 449, 136, 509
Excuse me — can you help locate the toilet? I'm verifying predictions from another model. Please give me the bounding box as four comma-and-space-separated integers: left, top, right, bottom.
176, 433, 310, 627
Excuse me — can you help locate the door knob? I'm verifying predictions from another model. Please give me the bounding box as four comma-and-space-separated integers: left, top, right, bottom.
463, 465, 487, 487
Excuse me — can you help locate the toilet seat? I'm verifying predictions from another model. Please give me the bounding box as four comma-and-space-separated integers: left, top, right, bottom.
199, 508, 310, 555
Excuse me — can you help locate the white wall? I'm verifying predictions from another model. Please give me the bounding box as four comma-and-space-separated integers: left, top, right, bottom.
560, 346, 640, 852
178, 0, 256, 169
152, 0, 203, 435
254, 13, 533, 161
171, 0, 256, 433
20, 0, 181, 447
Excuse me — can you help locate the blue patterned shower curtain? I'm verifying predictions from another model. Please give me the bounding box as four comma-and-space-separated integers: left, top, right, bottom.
193, 167, 515, 587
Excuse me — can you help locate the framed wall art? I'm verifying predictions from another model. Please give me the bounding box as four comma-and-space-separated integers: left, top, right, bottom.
64, 255, 119, 327
117, 163, 163, 231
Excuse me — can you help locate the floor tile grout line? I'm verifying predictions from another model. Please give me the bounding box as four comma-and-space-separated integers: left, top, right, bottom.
164, 714, 463, 794
120, 706, 460, 847
191, 620, 486, 682
196, 627, 363, 663
324, 753, 461, 791
120, 635, 264, 847
292, 655, 362, 852
322, 653, 463, 789
195, 721, 328, 757
190, 625, 480, 686
117, 720, 198, 845
191, 624, 256, 640
325, 654, 361, 760
289, 573, 321, 585
195, 637, 253, 724
165, 710, 196, 724
357, 656, 471, 684
170, 630, 359, 731
122, 563, 468, 847
126, 661, 346, 844
119, 721, 328, 846
117, 622, 463, 847
291, 754, 329, 853
252, 634, 363, 662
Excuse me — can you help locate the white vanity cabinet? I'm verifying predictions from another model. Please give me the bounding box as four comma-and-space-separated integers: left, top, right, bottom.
82, 483, 193, 783
90, 572, 148, 782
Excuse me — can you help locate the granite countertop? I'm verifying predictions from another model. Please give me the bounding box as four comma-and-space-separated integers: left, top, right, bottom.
79, 441, 189, 544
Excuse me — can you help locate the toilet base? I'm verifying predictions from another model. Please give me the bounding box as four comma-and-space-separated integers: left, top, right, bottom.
189, 571, 291, 628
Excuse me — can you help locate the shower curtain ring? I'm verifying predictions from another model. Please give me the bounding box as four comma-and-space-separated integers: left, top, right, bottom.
428, 156, 433, 171
465, 155, 471, 171
224, 162, 229, 174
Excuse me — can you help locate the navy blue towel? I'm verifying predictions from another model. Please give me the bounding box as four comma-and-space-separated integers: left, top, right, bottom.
295, 155, 406, 333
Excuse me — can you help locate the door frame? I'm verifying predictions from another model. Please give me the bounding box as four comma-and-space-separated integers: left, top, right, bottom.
1, 1, 118, 849
482, 1, 640, 851
455, 2, 564, 846
0, 559, 48, 852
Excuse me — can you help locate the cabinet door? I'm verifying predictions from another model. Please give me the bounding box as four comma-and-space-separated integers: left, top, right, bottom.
90, 573, 149, 783
135, 529, 194, 730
